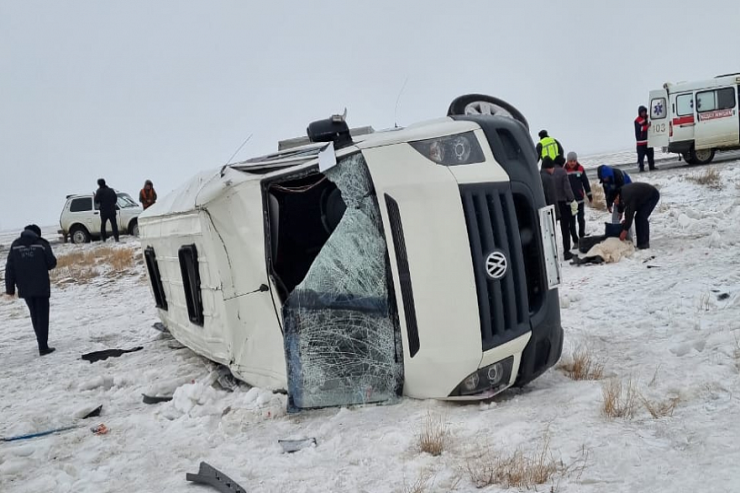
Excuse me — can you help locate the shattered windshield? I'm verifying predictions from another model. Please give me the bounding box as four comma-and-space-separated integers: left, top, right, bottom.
282, 152, 403, 411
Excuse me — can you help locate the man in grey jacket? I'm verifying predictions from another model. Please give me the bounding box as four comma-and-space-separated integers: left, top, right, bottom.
544, 156, 578, 259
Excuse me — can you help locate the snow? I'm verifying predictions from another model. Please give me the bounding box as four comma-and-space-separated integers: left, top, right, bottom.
3, 162, 740, 492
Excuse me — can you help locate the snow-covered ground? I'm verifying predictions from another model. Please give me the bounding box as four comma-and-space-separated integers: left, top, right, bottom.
2, 162, 740, 492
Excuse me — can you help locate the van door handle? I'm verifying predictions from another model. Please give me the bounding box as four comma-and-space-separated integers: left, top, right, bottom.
94, 212, 99, 215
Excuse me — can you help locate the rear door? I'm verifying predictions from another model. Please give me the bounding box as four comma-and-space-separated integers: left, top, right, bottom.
694, 86, 739, 149
648, 89, 669, 148
671, 92, 696, 148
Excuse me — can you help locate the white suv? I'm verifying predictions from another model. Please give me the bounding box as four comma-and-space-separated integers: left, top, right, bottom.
59, 192, 143, 244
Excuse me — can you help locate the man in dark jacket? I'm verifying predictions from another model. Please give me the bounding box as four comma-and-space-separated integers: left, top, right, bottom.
597, 165, 632, 216
615, 182, 660, 249
565, 151, 592, 243
545, 156, 578, 259
536, 130, 565, 163
635, 105, 656, 172
4, 225, 58, 355
540, 159, 559, 219
94, 178, 120, 242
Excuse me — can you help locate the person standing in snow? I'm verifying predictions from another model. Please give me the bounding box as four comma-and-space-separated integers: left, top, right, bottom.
614, 182, 660, 249
635, 106, 656, 172
94, 178, 120, 242
4, 225, 58, 356
536, 130, 565, 163
540, 159, 559, 219
547, 156, 578, 260
564, 152, 592, 243
139, 180, 157, 210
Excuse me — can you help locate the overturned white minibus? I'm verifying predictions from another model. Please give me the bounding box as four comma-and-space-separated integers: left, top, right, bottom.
139, 95, 563, 411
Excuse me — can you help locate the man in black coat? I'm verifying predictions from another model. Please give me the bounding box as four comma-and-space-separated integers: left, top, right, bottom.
4, 225, 58, 355
94, 178, 120, 242
543, 157, 578, 259
615, 182, 661, 249
540, 160, 559, 220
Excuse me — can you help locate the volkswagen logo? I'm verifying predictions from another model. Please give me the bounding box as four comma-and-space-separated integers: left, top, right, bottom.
485, 251, 508, 280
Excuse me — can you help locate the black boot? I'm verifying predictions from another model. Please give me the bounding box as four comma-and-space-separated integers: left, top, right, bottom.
40, 347, 56, 356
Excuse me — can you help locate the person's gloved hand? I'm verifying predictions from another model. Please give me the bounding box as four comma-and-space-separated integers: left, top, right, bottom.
619, 229, 628, 241
587, 193, 593, 203
571, 200, 578, 216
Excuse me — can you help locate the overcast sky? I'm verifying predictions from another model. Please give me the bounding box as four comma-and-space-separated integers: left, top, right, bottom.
1, 0, 738, 230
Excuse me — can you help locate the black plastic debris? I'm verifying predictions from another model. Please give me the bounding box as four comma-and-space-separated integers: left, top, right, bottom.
718, 293, 730, 301
82, 405, 103, 419
213, 366, 239, 393
279, 438, 318, 453
142, 394, 173, 405
152, 322, 169, 333
81, 347, 144, 363
186, 462, 246, 493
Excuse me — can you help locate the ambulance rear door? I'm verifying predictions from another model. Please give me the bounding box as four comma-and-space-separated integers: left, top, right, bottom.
648, 89, 669, 149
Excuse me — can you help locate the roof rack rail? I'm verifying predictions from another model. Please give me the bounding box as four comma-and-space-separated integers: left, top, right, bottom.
278, 126, 375, 151
715, 72, 740, 78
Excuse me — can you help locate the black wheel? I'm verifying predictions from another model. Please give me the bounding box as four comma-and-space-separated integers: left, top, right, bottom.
70, 225, 91, 244
129, 220, 140, 237
682, 151, 695, 164
447, 94, 529, 130
689, 147, 715, 165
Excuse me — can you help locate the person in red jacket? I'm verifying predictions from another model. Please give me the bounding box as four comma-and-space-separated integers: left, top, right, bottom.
635, 105, 656, 172
139, 180, 158, 210
564, 152, 592, 244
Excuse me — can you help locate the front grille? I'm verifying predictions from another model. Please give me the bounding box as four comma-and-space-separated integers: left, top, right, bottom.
460, 183, 530, 351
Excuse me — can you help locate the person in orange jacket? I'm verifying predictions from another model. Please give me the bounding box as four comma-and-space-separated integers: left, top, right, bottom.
139, 180, 157, 210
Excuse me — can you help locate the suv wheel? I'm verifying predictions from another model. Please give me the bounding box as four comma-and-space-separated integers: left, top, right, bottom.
70, 225, 91, 244
130, 221, 140, 237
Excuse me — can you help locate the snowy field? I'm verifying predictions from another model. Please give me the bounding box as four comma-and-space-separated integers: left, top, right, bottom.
3, 161, 740, 492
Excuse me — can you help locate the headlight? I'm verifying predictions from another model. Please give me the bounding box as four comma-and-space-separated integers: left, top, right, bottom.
409, 131, 485, 166
449, 356, 514, 397
463, 373, 480, 392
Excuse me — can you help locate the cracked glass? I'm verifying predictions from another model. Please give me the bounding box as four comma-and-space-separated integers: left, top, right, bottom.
283, 152, 403, 411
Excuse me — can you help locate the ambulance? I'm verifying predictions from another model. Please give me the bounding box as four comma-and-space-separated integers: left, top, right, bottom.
648, 73, 740, 164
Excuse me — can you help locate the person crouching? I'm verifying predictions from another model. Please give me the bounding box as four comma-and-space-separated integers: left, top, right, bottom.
614, 182, 660, 249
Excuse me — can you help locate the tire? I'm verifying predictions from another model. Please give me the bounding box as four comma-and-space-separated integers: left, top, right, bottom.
689, 147, 715, 165
129, 221, 140, 237
681, 151, 694, 164
70, 225, 91, 244
447, 94, 529, 130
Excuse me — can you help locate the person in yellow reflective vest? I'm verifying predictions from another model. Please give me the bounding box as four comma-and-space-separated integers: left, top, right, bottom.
536, 130, 564, 163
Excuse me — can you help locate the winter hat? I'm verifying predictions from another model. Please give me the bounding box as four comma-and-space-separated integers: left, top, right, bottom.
24, 224, 42, 237
538, 130, 548, 139
542, 157, 555, 169
98, 178, 106, 187
638, 105, 648, 114
566, 151, 578, 162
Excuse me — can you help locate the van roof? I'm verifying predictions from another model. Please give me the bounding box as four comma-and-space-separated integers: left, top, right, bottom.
230, 118, 478, 174
665, 74, 740, 93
